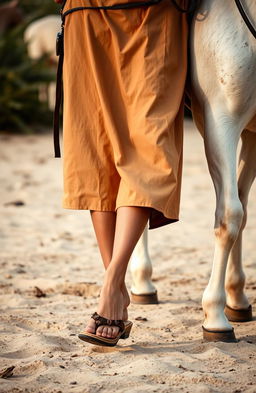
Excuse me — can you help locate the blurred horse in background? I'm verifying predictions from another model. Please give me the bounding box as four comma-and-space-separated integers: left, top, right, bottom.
0, 0, 23, 33
24, 15, 60, 110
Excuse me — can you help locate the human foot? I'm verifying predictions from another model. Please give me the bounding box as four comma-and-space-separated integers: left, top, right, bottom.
78, 312, 133, 346
84, 282, 129, 339
121, 283, 130, 321
84, 300, 130, 337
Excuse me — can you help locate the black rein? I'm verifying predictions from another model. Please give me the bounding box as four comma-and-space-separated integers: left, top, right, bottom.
235, 0, 256, 40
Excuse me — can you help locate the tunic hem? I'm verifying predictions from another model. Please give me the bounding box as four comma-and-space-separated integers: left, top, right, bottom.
62, 200, 179, 230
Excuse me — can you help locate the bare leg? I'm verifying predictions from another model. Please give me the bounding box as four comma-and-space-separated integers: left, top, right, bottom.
90, 211, 116, 269
85, 206, 150, 338
84, 211, 130, 334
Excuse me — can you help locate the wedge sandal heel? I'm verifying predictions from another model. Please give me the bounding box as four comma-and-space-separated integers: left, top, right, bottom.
120, 322, 133, 339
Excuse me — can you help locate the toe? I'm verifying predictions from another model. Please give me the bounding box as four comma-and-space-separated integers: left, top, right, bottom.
84, 318, 96, 333
96, 325, 104, 336
102, 326, 109, 337
111, 326, 120, 338
107, 327, 114, 338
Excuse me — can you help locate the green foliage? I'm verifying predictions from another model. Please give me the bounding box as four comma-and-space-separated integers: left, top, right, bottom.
0, 0, 62, 133
20, 0, 61, 25
20, 0, 60, 16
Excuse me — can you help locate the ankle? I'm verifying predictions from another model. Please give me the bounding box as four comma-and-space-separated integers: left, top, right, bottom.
104, 265, 125, 288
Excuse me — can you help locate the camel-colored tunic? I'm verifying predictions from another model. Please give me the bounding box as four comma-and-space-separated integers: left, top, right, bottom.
62, 0, 188, 229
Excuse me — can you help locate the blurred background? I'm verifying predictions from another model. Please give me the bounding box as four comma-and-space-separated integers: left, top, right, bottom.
0, 0, 192, 135
0, 0, 61, 134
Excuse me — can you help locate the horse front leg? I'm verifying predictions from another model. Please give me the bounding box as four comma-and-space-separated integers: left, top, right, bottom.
225, 130, 256, 322
130, 228, 158, 304
202, 109, 244, 342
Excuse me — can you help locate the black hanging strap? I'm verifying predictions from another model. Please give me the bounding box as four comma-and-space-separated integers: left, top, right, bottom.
53, 28, 64, 158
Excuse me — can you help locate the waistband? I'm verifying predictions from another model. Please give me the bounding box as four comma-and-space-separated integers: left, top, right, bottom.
63, 0, 161, 10
61, 0, 191, 18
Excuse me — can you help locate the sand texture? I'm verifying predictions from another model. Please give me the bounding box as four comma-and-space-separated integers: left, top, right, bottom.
0, 121, 255, 393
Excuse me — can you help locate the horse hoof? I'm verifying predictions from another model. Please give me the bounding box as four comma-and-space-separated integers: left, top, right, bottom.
225, 304, 253, 322
202, 326, 237, 342
131, 291, 158, 304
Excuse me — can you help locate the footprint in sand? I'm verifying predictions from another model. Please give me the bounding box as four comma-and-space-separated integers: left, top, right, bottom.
56, 282, 101, 298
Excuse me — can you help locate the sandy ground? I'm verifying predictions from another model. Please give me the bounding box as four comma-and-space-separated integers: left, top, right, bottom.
0, 120, 255, 393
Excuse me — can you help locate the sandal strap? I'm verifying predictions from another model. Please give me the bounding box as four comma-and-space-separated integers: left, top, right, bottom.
91, 312, 125, 331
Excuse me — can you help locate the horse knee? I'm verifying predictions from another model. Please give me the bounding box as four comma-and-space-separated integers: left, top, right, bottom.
238, 193, 248, 231
215, 201, 244, 245
239, 209, 247, 232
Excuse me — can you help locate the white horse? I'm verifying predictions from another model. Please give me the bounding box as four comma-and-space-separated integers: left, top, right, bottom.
25, 3, 255, 341
130, 0, 256, 342
24, 15, 60, 110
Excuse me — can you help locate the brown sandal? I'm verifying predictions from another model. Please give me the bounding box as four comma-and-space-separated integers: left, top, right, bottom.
78, 312, 133, 347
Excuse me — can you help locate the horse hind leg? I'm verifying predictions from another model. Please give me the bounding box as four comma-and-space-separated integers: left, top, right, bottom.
201, 107, 245, 342
225, 129, 256, 322
130, 228, 158, 304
